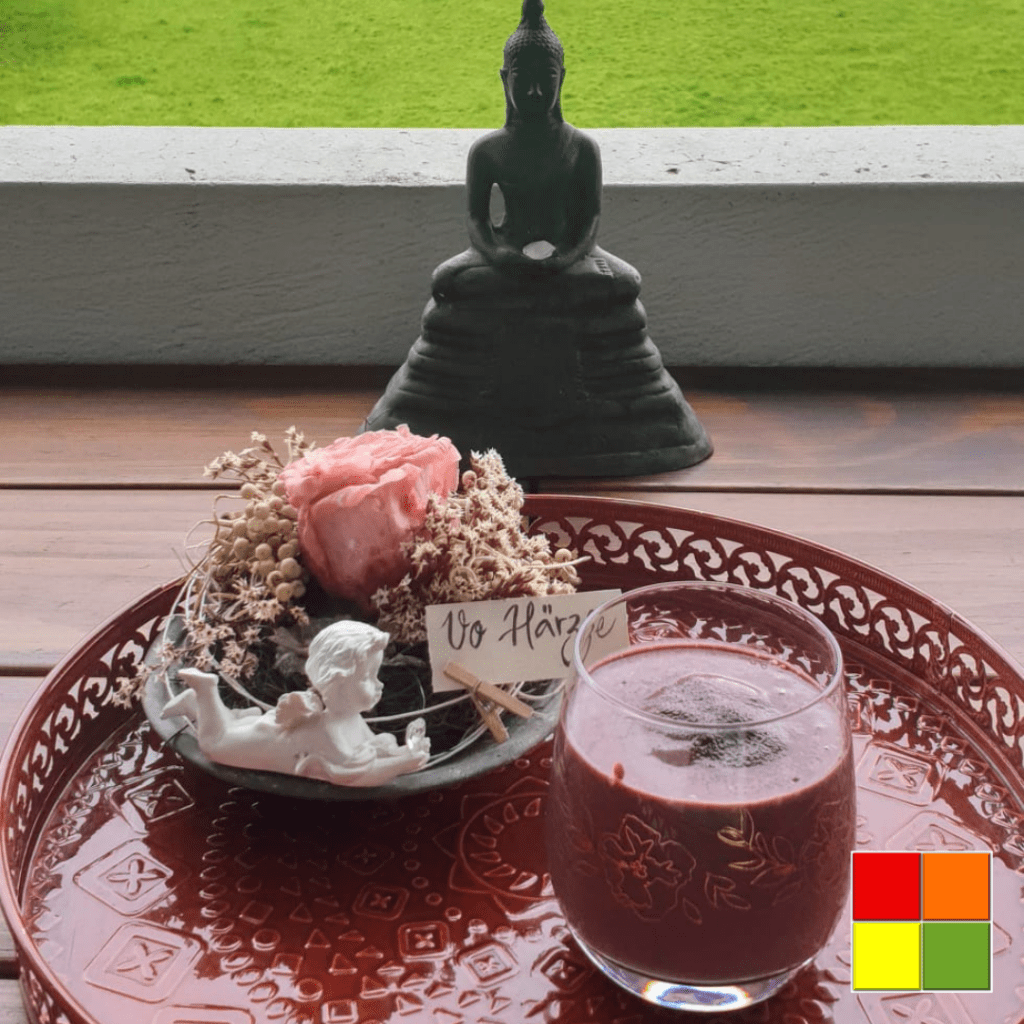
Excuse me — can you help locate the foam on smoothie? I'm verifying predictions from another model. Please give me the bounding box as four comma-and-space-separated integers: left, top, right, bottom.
570, 640, 845, 801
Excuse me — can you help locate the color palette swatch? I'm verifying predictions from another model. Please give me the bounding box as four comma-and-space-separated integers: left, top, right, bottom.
851, 851, 992, 991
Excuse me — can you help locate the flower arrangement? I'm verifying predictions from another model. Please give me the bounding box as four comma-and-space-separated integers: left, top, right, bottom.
121, 425, 583, 788
374, 448, 581, 644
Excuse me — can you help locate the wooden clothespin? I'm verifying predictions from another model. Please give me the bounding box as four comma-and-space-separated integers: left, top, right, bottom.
443, 662, 535, 744
470, 692, 510, 744
443, 663, 533, 719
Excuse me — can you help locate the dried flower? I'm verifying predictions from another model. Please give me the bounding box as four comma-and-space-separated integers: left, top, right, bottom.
372, 449, 584, 644
279, 425, 460, 608
114, 428, 319, 706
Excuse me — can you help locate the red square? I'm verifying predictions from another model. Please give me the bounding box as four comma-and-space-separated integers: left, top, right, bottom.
853, 851, 921, 920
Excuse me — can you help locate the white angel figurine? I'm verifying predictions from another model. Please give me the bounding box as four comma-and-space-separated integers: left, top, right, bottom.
161, 620, 430, 787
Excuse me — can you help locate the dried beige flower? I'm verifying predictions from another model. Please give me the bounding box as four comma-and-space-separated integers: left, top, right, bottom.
115, 429, 319, 705
372, 449, 583, 644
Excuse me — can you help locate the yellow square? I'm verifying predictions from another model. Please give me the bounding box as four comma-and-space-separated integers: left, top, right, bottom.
853, 921, 921, 990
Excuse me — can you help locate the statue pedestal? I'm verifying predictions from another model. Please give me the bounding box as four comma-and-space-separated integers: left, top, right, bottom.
363, 287, 713, 478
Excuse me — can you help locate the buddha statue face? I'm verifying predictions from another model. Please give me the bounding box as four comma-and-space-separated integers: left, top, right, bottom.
501, 52, 566, 123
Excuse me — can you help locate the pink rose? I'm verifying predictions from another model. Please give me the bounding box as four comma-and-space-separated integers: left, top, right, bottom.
278, 425, 460, 608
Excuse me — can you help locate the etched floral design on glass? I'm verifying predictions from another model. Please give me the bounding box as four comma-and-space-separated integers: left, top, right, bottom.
599, 814, 695, 920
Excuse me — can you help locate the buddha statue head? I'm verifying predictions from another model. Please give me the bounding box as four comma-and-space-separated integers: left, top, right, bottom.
500, 0, 566, 127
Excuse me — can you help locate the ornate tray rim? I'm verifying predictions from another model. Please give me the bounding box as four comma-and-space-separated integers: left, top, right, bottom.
2, 492, 1023, 1024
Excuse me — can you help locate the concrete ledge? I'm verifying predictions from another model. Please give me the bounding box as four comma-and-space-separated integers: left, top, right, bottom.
3, 126, 1024, 366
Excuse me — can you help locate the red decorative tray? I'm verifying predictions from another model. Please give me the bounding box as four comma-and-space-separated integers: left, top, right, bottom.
3, 495, 1024, 1024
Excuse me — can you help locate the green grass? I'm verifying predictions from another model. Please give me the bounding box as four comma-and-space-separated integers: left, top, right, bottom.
2, 0, 1024, 127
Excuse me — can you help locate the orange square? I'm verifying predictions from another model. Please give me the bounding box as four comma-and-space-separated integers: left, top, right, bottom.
922, 852, 989, 920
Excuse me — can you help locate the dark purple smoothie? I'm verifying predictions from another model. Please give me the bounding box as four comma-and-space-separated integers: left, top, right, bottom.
547, 640, 855, 985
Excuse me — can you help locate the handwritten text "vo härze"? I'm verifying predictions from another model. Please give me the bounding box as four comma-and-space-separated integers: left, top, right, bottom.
425, 590, 624, 693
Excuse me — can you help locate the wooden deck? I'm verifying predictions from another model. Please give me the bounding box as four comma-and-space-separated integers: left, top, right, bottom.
1, 366, 1022, 1022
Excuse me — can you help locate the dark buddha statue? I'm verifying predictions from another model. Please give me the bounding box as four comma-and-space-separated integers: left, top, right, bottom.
363, 0, 712, 477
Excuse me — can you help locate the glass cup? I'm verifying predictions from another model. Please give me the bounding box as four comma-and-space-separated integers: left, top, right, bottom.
546, 581, 855, 1013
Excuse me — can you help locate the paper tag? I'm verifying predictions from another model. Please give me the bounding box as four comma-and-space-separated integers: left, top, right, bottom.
425, 590, 626, 692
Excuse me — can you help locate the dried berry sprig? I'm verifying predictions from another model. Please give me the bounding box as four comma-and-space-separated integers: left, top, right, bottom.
372, 449, 585, 644
112, 429, 317, 706
204, 479, 305, 604
200, 427, 317, 603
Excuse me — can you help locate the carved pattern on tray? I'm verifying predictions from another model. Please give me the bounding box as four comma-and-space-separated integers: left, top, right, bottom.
3, 498, 1024, 1024
3, 585, 174, 891
527, 501, 1024, 779
20, 961, 74, 1024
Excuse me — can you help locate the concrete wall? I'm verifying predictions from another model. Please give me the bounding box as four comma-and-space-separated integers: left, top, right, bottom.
3, 125, 1023, 366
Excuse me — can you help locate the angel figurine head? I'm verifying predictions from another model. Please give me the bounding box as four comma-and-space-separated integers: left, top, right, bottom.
305, 620, 389, 716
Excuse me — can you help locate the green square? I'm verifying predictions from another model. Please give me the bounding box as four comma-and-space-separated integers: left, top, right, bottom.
922, 921, 991, 990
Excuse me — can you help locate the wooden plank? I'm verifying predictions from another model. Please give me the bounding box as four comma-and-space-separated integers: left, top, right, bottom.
570, 388, 1024, 494
0, 984, 26, 1024
0, 678, 44, 750
0, 489, 212, 671
0, 928, 15, 982
2, 488, 1021, 671
0, 385, 383, 488
3, 382, 1024, 493
0, 679, 44, 978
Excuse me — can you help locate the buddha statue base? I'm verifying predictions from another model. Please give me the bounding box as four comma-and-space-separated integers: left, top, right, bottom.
363, 260, 712, 478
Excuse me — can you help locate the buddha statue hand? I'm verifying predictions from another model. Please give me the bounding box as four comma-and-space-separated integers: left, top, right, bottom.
429, 241, 564, 300
522, 240, 556, 260
477, 235, 556, 274
521, 239, 577, 274
490, 239, 571, 277
487, 240, 533, 273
